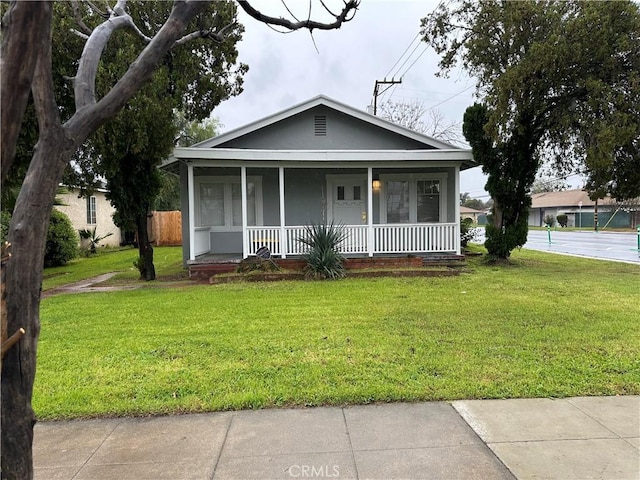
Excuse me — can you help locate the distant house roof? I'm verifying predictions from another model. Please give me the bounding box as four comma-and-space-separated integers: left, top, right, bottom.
460, 206, 484, 214
531, 190, 597, 208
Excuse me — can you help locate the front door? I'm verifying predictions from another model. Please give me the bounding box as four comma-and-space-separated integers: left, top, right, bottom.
328, 176, 367, 225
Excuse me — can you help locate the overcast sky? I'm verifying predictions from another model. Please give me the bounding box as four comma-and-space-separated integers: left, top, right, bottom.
211, 0, 491, 199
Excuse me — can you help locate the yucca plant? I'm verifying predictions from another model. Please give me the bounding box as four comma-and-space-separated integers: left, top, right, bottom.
78, 227, 113, 254
298, 222, 347, 279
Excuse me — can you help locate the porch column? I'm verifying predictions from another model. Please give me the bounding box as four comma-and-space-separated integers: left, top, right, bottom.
241, 166, 248, 258
187, 162, 196, 261
367, 167, 374, 257
454, 165, 461, 255
279, 167, 287, 258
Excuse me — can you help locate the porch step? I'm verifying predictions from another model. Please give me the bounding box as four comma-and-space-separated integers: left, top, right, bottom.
422, 254, 466, 268
189, 263, 238, 280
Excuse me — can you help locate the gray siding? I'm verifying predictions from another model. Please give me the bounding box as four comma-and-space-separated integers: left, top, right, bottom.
216, 106, 433, 151
210, 232, 242, 253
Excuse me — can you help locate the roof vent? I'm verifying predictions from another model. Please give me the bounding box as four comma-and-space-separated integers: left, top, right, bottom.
314, 115, 327, 136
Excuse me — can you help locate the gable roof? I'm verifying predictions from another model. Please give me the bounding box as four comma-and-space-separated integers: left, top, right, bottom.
195, 94, 462, 151
531, 190, 597, 208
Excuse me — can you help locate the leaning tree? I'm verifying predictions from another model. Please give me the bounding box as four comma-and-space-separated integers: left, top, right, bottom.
0, 1, 359, 477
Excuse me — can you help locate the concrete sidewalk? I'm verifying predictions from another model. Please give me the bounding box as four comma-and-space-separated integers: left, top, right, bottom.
34, 396, 639, 480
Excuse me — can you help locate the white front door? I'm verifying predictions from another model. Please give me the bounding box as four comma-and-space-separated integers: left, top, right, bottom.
328, 175, 367, 225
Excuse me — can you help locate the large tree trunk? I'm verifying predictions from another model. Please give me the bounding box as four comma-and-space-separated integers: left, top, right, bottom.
136, 213, 156, 281
0, 2, 52, 184
1, 137, 74, 479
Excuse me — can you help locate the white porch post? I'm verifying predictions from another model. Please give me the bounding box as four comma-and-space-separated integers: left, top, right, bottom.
279, 167, 287, 258
241, 166, 248, 258
454, 165, 461, 255
367, 167, 374, 257
187, 162, 196, 261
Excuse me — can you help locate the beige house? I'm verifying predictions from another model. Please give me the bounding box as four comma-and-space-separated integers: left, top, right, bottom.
55, 187, 122, 247
460, 206, 484, 223
529, 189, 637, 228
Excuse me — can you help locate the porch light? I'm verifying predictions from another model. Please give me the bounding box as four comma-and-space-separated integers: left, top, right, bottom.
372, 179, 381, 190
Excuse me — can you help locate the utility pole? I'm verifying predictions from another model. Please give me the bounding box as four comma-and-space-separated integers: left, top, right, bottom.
372, 78, 402, 115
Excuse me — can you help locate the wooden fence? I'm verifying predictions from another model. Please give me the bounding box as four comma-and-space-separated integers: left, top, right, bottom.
149, 211, 182, 246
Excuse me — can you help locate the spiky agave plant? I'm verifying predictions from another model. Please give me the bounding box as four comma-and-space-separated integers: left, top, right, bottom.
298, 222, 347, 279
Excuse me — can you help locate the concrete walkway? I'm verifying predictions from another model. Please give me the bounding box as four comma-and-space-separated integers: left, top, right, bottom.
34, 396, 639, 480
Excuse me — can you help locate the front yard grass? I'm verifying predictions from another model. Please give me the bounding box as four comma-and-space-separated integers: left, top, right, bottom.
35, 249, 640, 419
42, 246, 185, 290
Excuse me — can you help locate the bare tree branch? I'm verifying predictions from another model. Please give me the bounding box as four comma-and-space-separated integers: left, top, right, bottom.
70, 28, 90, 41
70, 0, 209, 137
32, 24, 63, 138
70, 0, 93, 36
237, 0, 359, 31
380, 100, 464, 145
86, 0, 110, 19
74, 13, 138, 109
173, 20, 237, 46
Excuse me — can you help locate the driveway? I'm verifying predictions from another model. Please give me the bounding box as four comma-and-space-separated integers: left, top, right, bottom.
474, 228, 640, 264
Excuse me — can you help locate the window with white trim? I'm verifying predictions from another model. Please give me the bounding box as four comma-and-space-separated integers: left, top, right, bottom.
417, 180, 440, 222
86, 196, 97, 224
196, 176, 262, 230
380, 174, 447, 224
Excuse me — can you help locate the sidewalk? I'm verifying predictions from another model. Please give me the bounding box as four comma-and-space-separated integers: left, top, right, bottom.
34, 396, 639, 480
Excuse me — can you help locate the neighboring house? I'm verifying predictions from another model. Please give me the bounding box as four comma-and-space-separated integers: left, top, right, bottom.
529, 189, 638, 228
460, 206, 484, 223
161, 95, 475, 265
55, 187, 122, 247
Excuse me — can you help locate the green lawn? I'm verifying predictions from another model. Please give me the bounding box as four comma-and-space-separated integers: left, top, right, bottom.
35, 249, 640, 419
42, 246, 185, 290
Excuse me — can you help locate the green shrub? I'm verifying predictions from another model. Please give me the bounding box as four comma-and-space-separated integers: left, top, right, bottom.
45, 210, 78, 267
460, 217, 477, 250
544, 214, 556, 227
485, 214, 529, 259
556, 214, 568, 227
298, 222, 347, 280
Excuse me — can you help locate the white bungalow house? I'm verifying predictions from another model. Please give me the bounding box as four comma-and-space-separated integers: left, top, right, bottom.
161, 95, 475, 265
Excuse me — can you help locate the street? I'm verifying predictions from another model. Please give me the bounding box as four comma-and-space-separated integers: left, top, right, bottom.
474, 228, 640, 264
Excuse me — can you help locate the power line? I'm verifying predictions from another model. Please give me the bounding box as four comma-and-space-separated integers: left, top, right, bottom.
390, 42, 423, 80
395, 45, 429, 80
384, 33, 420, 79
424, 85, 475, 111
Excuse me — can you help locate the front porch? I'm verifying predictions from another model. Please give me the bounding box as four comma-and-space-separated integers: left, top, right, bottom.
193, 223, 459, 258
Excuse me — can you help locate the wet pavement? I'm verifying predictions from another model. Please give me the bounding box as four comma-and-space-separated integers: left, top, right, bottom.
34, 396, 640, 480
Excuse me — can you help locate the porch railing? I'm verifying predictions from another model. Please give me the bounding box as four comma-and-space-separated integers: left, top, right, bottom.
245, 223, 457, 257
194, 227, 211, 256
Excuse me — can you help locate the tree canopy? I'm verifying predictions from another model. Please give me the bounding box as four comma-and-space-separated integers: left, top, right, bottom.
423, 0, 640, 257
